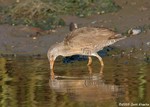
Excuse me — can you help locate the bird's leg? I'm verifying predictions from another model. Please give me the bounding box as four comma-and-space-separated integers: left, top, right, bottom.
49, 58, 55, 76
94, 53, 104, 67
87, 56, 92, 66
50, 60, 54, 70
87, 65, 92, 74
100, 66, 104, 76
50, 69, 55, 80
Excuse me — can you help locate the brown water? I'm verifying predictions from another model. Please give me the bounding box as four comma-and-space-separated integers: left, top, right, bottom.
0, 57, 150, 107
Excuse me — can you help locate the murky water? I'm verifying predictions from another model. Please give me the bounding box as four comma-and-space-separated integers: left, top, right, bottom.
0, 56, 150, 107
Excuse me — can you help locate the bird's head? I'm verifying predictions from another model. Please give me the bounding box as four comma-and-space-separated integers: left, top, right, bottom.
47, 43, 61, 69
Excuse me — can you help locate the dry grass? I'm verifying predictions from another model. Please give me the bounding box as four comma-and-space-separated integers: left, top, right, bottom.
9, 0, 62, 19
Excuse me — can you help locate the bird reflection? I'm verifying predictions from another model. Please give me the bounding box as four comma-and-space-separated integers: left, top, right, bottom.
49, 67, 120, 102
50, 65, 104, 80
87, 65, 104, 76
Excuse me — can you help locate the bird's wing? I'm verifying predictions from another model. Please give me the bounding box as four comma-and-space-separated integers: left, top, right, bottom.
64, 27, 118, 49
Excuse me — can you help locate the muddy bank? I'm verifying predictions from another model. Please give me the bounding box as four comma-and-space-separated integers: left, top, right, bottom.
0, 0, 150, 58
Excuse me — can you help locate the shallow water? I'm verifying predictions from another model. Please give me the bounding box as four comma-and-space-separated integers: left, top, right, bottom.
0, 57, 150, 107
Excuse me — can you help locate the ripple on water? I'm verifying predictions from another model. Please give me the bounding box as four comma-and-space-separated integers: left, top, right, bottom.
0, 57, 150, 107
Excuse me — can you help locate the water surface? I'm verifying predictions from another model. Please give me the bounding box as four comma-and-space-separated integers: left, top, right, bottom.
0, 57, 150, 107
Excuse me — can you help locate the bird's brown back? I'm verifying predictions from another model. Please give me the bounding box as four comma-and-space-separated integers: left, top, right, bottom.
64, 27, 119, 47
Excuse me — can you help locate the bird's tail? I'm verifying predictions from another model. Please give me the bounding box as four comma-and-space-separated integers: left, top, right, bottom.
109, 34, 126, 41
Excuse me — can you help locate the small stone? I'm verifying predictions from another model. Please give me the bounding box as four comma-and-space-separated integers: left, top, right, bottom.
91, 21, 97, 24
16, 0, 20, 3
131, 2, 136, 5
101, 11, 105, 14
11, 46, 15, 48
146, 42, 150, 45
128, 28, 141, 35
139, 7, 148, 11
51, 30, 56, 33
130, 50, 133, 53
33, 37, 37, 40
97, 12, 100, 15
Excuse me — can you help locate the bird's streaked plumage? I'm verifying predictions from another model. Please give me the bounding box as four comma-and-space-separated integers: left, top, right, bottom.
47, 23, 126, 72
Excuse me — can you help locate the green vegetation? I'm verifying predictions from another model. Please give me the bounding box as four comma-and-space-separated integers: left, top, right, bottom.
0, 0, 120, 29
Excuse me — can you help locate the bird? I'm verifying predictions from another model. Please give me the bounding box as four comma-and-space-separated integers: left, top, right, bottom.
47, 22, 126, 72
